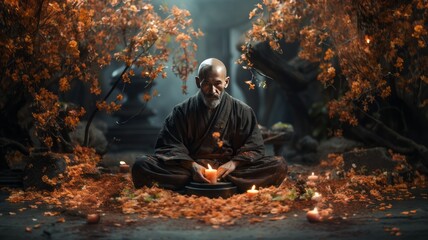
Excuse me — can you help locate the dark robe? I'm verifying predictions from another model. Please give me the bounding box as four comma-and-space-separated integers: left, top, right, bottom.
132, 91, 287, 192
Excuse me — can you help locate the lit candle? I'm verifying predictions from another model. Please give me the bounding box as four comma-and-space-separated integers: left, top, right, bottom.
87, 213, 100, 224
246, 185, 259, 198
311, 192, 322, 202
119, 161, 130, 173
204, 164, 217, 184
306, 207, 322, 223
365, 35, 371, 44
307, 172, 319, 181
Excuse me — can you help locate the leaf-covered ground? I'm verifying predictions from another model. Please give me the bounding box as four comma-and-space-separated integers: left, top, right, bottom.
5, 151, 428, 230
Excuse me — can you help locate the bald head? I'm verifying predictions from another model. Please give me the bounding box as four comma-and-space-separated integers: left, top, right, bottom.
197, 58, 227, 80
195, 58, 230, 109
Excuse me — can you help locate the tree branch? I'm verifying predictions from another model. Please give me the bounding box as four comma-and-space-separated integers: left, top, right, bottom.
360, 109, 428, 153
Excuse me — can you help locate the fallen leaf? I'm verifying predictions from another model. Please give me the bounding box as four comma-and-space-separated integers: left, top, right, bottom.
269, 216, 286, 221
249, 218, 263, 223
125, 219, 137, 224
44, 211, 60, 217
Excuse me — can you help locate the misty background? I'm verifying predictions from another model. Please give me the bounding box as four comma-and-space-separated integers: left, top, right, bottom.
94, 0, 290, 131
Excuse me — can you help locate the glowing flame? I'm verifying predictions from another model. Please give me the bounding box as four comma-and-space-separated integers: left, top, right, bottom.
365, 35, 371, 44
247, 185, 258, 195
120, 161, 126, 165
311, 172, 315, 176
207, 164, 213, 170
313, 207, 318, 213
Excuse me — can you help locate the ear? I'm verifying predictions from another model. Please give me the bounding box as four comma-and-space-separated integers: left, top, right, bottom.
224, 76, 230, 88
195, 76, 201, 88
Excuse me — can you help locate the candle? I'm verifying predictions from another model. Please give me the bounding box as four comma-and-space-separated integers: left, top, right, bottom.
87, 213, 100, 224
204, 164, 217, 184
365, 35, 371, 44
311, 192, 322, 202
307, 172, 319, 181
306, 181, 316, 188
246, 185, 259, 198
120, 161, 130, 173
306, 207, 322, 223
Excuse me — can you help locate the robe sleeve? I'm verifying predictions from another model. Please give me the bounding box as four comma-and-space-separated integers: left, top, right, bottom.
232, 106, 265, 163
154, 106, 194, 163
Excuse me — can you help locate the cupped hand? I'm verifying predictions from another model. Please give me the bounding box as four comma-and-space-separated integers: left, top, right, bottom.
217, 160, 239, 180
191, 162, 210, 183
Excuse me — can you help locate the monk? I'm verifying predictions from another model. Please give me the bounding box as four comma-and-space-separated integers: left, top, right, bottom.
132, 58, 287, 192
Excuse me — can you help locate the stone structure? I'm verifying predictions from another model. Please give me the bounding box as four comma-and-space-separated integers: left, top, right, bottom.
107, 67, 160, 152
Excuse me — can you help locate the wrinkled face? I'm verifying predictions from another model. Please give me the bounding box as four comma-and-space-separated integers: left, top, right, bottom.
196, 67, 229, 108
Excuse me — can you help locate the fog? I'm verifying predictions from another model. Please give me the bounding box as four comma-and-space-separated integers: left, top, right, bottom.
98, 0, 262, 127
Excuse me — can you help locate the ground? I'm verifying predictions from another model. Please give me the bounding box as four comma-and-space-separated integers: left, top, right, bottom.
1, 151, 428, 239
1, 189, 428, 239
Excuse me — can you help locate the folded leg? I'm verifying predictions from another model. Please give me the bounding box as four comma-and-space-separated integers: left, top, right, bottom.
227, 156, 287, 192
132, 155, 192, 191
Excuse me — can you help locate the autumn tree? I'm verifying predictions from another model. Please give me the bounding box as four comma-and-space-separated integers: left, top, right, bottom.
0, 0, 202, 157
240, 0, 428, 166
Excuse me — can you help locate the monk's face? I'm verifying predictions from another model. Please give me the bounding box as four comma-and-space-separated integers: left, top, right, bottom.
198, 67, 229, 108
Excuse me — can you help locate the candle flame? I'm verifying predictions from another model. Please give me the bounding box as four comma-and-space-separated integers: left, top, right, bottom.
207, 164, 212, 170
311, 172, 314, 176
251, 185, 256, 190
313, 207, 318, 212
365, 35, 371, 44
120, 161, 126, 165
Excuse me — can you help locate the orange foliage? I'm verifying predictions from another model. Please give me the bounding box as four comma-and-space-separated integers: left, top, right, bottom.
0, 0, 202, 147
6, 146, 123, 212
240, 0, 428, 126
7, 155, 427, 226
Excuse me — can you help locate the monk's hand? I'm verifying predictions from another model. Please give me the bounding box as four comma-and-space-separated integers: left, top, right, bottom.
191, 162, 210, 183
217, 160, 239, 180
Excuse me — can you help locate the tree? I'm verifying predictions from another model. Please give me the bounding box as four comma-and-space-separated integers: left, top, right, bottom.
0, 0, 202, 154
239, 0, 428, 165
